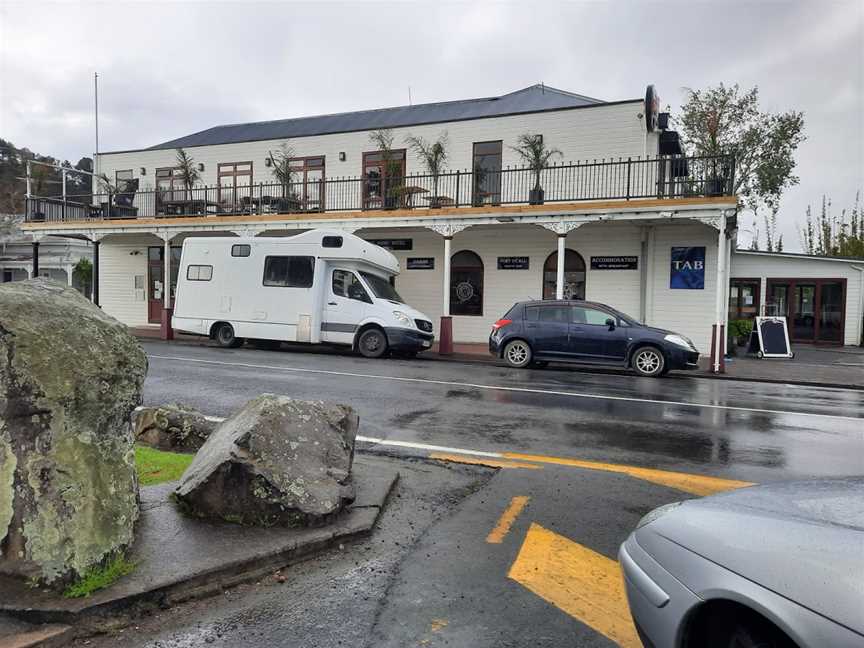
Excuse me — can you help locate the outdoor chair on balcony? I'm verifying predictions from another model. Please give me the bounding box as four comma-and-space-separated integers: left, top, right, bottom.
105, 179, 139, 219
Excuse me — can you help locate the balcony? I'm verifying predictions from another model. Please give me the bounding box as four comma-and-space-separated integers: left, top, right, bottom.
24, 154, 735, 224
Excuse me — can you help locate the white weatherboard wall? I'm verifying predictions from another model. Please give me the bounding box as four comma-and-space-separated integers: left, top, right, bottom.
361, 219, 719, 351
96, 102, 648, 191
98, 235, 155, 326
732, 252, 864, 346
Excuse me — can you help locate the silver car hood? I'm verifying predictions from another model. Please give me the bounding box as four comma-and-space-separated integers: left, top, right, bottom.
637, 478, 864, 633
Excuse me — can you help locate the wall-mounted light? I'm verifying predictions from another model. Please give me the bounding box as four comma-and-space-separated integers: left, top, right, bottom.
339, 152, 346, 162
265, 158, 273, 167
129, 249, 141, 256
197, 163, 205, 171
140, 167, 147, 175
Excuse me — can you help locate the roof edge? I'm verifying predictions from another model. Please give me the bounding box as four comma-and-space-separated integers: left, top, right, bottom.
735, 249, 864, 264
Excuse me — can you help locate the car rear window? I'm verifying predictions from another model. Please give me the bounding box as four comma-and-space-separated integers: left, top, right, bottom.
525, 305, 570, 322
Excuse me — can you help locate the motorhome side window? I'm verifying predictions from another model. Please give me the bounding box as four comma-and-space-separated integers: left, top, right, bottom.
231, 244, 251, 257
186, 265, 213, 281
332, 270, 372, 303
263, 256, 315, 288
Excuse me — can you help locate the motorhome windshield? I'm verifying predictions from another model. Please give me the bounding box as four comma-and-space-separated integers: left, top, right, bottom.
360, 272, 403, 303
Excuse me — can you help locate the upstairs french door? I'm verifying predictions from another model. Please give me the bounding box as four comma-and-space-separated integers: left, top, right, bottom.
289, 157, 325, 211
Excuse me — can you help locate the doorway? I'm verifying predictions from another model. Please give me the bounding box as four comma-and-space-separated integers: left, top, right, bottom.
147, 246, 182, 323
766, 278, 846, 344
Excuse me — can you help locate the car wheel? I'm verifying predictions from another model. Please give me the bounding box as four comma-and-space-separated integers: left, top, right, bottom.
215, 323, 243, 348
632, 346, 665, 377
706, 608, 796, 648
358, 328, 388, 358
503, 340, 532, 368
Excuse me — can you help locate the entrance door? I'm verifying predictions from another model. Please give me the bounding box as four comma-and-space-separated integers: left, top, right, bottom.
147, 246, 182, 324
323, 269, 371, 345
791, 284, 816, 341
766, 279, 846, 344
817, 281, 845, 343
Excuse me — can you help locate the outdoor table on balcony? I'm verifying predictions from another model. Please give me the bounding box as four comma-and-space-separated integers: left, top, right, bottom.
399, 185, 428, 208
421, 195, 455, 208
162, 199, 219, 216
253, 196, 302, 214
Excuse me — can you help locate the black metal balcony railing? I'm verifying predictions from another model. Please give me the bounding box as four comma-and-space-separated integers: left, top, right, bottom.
24, 154, 735, 223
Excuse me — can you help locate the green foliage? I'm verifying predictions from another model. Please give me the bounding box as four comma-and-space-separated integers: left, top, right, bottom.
135, 444, 194, 486
368, 128, 403, 179
405, 131, 449, 200
510, 134, 562, 189
728, 319, 754, 339
677, 84, 805, 214
268, 142, 296, 191
73, 258, 93, 295
63, 553, 136, 598
175, 148, 200, 196
799, 192, 864, 258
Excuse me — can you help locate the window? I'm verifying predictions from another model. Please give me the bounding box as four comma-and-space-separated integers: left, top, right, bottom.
529, 305, 570, 322
360, 271, 403, 303
543, 249, 586, 300
263, 256, 314, 288
218, 162, 253, 210
155, 167, 185, 213
362, 150, 406, 209
115, 169, 133, 187
289, 157, 325, 211
332, 270, 372, 303
450, 250, 484, 316
322, 235, 343, 248
728, 279, 760, 320
231, 244, 251, 257
472, 141, 502, 205
186, 265, 213, 281
573, 306, 611, 326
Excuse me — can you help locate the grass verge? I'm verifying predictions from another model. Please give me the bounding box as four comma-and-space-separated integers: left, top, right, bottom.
135, 444, 194, 486
63, 554, 136, 598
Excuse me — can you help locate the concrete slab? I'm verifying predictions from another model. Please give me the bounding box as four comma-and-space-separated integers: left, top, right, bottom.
0, 455, 397, 627
0, 617, 71, 648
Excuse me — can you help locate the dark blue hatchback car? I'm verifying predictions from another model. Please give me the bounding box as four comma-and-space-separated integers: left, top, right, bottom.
488, 300, 700, 377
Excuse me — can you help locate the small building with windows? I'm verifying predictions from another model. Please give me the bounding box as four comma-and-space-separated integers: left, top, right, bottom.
22, 82, 756, 367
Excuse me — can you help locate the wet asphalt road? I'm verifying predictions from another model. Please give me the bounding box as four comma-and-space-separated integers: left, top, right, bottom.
92, 340, 864, 648
141, 340, 864, 484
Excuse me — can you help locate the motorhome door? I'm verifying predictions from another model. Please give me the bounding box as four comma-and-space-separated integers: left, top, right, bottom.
323, 268, 371, 344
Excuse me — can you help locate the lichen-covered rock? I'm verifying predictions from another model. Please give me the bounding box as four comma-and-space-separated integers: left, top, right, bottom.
134, 403, 217, 453
174, 394, 357, 527
0, 279, 147, 585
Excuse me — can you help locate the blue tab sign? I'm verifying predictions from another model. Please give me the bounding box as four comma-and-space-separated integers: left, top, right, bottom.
670, 246, 705, 289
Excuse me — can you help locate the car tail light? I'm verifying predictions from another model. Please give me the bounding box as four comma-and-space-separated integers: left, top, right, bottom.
492, 318, 512, 330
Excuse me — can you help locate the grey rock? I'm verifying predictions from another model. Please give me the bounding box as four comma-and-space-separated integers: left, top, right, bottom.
134, 404, 218, 453
174, 394, 357, 527
0, 279, 147, 585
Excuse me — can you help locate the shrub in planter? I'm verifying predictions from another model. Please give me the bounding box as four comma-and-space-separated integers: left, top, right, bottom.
510, 134, 561, 206
729, 319, 754, 346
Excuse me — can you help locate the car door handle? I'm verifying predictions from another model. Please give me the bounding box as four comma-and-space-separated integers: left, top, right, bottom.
327, 301, 337, 306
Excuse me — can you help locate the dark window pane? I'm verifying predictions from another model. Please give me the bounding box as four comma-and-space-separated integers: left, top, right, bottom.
452, 250, 483, 268
525, 306, 539, 321
322, 236, 343, 248
186, 264, 212, 281
473, 141, 502, 155
231, 244, 251, 257
539, 306, 570, 322
576, 307, 610, 326
263, 256, 315, 288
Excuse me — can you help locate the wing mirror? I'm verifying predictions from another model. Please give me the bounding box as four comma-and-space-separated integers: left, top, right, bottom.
605, 318, 616, 331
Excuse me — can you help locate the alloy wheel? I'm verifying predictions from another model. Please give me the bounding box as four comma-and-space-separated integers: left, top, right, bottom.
634, 348, 663, 376
504, 341, 531, 368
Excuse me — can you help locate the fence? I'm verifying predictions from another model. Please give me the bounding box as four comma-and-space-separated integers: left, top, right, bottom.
25, 154, 735, 223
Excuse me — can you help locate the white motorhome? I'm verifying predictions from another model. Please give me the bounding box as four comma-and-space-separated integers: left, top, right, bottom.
172, 230, 435, 357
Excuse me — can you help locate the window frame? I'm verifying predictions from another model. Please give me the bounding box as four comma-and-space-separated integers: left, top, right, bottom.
262, 255, 315, 288
331, 269, 372, 304
186, 264, 213, 281
362, 149, 406, 209
449, 249, 484, 317
728, 278, 761, 320
217, 161, 253, 208
231, 244, 251, 257
472, 140, 503, 205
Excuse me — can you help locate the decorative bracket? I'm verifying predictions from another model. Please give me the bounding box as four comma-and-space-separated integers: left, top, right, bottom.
427, 223, 471, 238
539, 221, 585, 236
229, 227, 265, 238
690, 213, 724, 231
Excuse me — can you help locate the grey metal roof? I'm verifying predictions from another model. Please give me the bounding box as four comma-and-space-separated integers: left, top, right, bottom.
146, 85, 610, 151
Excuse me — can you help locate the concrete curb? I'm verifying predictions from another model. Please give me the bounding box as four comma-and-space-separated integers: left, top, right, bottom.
0, 461, 398, 642
134, 336, 864, 391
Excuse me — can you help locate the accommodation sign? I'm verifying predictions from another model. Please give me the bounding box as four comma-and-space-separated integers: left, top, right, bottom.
367, 238, 413, 251
406, 257, 434, 270
670, 246, 706, 289
590, 256, 638, 270
497, 256, 530, 270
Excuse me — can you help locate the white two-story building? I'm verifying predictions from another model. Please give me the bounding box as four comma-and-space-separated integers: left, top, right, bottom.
23, 83, 744, 366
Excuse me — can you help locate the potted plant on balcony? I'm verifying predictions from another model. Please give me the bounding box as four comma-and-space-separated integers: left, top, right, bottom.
175, 148, 201, 201
510, 134, 561, 205
369, 129, 403, 209
405, 132, 449, 209
268, 143, 300, 212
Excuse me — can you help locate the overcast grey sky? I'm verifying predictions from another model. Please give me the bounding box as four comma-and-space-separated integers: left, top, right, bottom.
1, 0, 861, 250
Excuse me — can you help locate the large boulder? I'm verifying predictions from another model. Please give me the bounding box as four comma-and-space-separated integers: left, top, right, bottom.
134, 403, 217, 453
174, 394, 357, 527
0, 279, 147, 585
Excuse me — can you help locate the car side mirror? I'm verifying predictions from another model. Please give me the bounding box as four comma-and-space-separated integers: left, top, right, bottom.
605, 318, 616, 331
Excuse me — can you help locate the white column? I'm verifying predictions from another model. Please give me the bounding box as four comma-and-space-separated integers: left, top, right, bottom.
442, 236, 452, 316
713, 212, 728, 373
66, 264, 74, 286
163, 236, 172, 310
555, 234, 566, 300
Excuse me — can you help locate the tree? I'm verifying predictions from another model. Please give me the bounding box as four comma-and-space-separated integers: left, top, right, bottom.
799, 192, 864, 258
73, 257, 93, 298
0, 213, 21, 242
368, 129, 403, 207
175, 148, 200, 199
510, 134, 561, 203
677, 84, 805, 215
268, 142, 296, 196
405, 131, 449, 206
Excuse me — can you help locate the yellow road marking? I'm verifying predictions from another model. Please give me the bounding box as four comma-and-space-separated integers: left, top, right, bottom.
486, 496, 531, 544
429, 452, 542, 470
508, 523, 640, 648
430, 619, 448, 632
502, 452, 753, 496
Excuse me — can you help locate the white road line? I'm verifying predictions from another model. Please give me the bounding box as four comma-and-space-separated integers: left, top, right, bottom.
145, 353, 864, 422
132, 406, 504, 457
